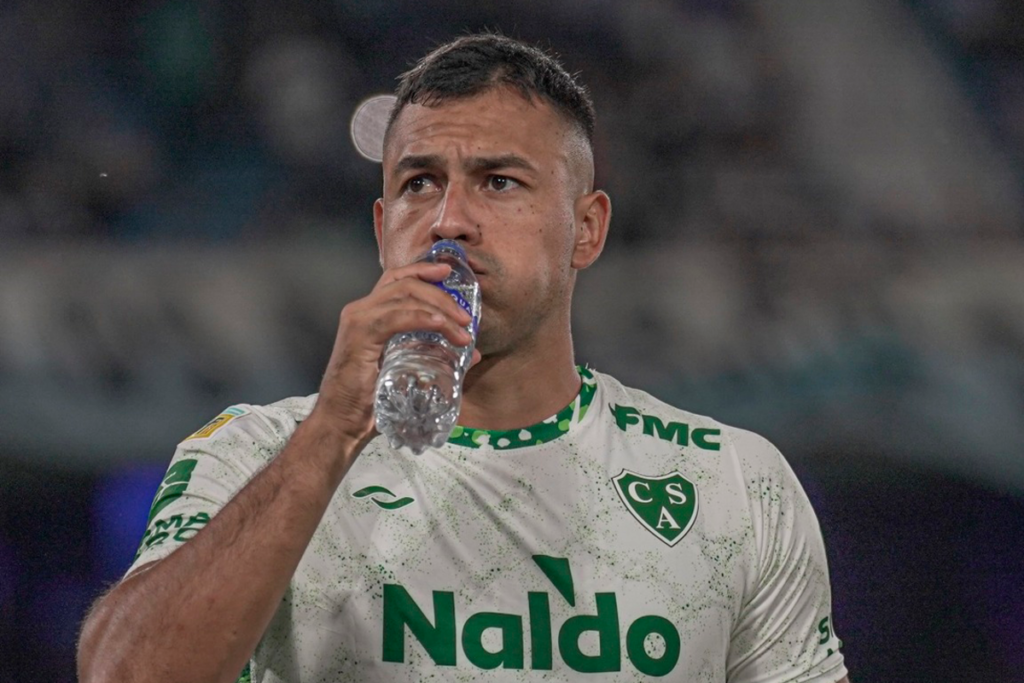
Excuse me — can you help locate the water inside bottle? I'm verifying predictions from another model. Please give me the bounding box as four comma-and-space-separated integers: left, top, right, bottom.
375, 343, 462, 454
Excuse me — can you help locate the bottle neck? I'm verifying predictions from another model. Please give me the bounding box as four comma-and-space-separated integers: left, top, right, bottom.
431, 241, 466, 262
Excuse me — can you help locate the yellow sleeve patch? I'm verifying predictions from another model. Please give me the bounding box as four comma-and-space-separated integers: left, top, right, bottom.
185, 406, 249, 440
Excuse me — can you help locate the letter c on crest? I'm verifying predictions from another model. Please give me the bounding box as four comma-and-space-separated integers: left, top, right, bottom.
627, 481, 653, 504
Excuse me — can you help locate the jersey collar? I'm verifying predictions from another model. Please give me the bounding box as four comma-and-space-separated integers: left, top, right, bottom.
446, 366, 597, 450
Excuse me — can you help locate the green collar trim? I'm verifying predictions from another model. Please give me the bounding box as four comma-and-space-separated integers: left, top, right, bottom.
447, 365, 597, 450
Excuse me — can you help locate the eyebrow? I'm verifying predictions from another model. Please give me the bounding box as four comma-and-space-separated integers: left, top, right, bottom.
466, 154, 536, 174
392, 153, 537, 177
393, 154, 443, 176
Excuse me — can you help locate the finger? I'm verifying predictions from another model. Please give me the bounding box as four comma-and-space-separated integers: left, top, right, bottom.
377, 261, 452, 288
362, 305, 474, 347
424, 311, 475, 347
375, 277, 474, 326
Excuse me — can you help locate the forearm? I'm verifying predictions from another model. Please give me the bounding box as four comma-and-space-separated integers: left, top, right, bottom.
78, 414, 363, 683
78, 259, 471, 682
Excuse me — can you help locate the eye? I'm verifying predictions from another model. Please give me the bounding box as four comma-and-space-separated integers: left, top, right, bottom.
404, 175, 439, 194
486, 175, 519, 192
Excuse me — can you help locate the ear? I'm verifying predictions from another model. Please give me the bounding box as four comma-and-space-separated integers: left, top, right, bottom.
571, 190, 611, 270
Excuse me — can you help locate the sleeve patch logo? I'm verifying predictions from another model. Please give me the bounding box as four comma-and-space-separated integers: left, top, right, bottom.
146, 458, 198, 523
136, 458, 205, 559
611, 469, 699, 547
185, 406, 248, 441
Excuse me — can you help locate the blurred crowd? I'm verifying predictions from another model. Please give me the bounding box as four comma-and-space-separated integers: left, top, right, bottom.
0, 0, 899, 244
3, 0, 1023, 244
910, 0, 1024, 165
2, 0, 373, 242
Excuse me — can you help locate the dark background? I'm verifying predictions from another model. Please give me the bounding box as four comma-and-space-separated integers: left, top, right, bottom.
2, 1, 1024, 681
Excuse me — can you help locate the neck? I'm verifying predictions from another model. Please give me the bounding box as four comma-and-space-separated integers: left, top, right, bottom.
457, 332, 581, 431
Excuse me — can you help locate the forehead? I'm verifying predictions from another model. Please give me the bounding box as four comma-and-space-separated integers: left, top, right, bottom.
383, 88, 578, 168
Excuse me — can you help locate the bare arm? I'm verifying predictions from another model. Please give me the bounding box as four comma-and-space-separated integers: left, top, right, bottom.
77, 261, 476, 683
77, 415, 363, 683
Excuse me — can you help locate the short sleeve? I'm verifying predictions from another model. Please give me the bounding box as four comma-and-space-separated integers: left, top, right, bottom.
125, 405, 284, 576
726, 431, 847, 683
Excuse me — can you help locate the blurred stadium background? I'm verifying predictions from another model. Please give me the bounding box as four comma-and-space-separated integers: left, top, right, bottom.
2, 0, 1024, 680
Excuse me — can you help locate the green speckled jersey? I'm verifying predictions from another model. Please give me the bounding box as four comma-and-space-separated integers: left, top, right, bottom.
130, 368, 847, 682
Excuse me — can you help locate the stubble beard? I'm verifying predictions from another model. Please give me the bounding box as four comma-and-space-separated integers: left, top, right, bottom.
470, 224, 577, 360
474, 275, 573, 361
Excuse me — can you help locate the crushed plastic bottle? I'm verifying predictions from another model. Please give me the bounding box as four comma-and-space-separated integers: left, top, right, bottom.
373, 240, 481, 454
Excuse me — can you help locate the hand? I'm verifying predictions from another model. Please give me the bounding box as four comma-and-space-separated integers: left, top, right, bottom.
311, 261, 481, 447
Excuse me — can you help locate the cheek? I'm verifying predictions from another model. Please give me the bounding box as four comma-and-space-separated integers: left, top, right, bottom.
543, 212, 577, 266
379, 208, 422, 266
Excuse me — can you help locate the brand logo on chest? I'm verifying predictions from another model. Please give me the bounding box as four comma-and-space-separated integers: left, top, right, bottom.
353, 485, 415, 510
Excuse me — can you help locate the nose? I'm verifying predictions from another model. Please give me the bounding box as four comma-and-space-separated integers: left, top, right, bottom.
428, 182, 481, 245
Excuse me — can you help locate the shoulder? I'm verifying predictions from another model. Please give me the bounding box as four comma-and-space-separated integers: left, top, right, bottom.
177, 394, 318, 453
594, 369, 752, 452
593, 369, 787, 471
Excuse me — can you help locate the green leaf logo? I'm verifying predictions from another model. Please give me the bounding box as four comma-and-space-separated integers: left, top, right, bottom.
353, 485, 415, 510
146, 459, 198, 523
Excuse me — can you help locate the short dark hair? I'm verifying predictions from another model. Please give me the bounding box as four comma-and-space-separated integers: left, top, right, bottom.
386, 33, 595, 147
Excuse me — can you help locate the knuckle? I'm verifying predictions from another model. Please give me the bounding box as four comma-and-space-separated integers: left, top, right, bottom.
368, 315, 387, 336
385, 281, 412, 299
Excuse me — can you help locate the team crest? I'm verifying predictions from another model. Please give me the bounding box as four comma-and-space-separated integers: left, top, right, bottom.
611, 469, 699, 546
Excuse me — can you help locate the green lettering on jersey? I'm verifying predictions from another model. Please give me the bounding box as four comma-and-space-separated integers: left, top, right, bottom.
382, 584, 456, 666
610, 404, 641, 431
380, 557, 682, 675
817, 614, 842, 656
818, 616, 831, 644
692, 428, 721, 451
462, 612, 524, 669
531, 555, 575, 606
528, 593, 553, 670
641, 415, 688, 445
626, 615, 680, 676
135, 459, 208, 559
136, 509, 211, 558
558, 593, 621, 673
609, 405, 721, 450
153, 515, 184, 533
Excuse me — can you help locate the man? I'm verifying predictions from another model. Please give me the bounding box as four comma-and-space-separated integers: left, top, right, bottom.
78, 34, 849, 682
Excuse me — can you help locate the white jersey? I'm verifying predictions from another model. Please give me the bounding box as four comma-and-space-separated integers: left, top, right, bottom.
129, 367, 847, 682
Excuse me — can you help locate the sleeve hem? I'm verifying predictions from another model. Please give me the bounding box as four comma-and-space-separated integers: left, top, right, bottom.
125, 543, 180, 578
792, 660, 848, 683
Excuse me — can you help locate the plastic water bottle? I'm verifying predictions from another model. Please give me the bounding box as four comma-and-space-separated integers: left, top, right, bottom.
374, 240, 481, 454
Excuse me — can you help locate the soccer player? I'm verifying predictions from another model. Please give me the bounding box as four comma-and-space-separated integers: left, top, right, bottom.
78, 34, 849, 683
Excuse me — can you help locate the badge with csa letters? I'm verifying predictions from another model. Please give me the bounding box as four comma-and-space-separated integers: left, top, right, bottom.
611, 469, 699, 546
